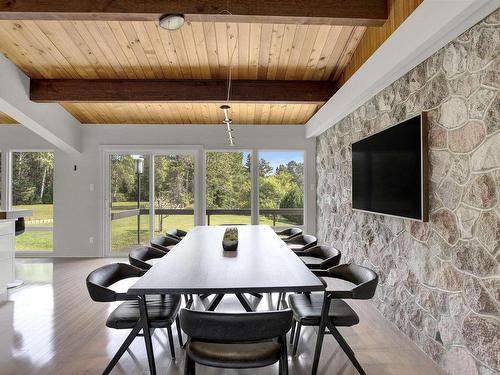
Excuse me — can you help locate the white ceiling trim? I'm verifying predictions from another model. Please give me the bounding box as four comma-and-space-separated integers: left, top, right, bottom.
305, 0, 500, 138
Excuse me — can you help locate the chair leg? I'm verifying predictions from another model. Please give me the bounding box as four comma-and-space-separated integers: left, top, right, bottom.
281, 293, 287, 309
292, 322, 301, 356
184, 353, 191, 375
276, 292, 283, 309
166, 325, 176, 359
328, 323, 367, 375
281, 334, 289, 375
102, 322, 142, 375
176, 315, 184, 347
290, 319, 297, 345
190, 357, 196, 375
310, 321, 326, 375
138, 296, 157, 375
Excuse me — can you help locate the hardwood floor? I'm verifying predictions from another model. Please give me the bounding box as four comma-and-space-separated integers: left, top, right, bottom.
0, 258, 446, 375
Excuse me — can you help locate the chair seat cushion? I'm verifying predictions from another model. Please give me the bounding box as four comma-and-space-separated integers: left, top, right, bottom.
187, 341, 281, 369
106, 295, 181, 329
288, 293, 359, 327
299, 256, 323, 266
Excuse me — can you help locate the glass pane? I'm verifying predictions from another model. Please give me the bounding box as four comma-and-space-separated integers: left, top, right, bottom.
259, 151, 304, 227
110, 154, 150, 252
154, 154, 195, 236
12, 151, 54, 251
206, 151, 251, 225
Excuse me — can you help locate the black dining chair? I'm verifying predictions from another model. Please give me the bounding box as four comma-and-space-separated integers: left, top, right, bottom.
285, 234, 318, 252
180, 308, 293, 375
275, 227, 303, 241
129, 246, 166, 270
150, 235, 179, 252
86, 263, 183, 374
294, 245, 341, 270
166, 228, 188, 241
287, 264, 378, 375
129, 246, 193, 305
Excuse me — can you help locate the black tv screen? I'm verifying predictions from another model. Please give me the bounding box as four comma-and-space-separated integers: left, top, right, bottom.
352, 114, 428, 221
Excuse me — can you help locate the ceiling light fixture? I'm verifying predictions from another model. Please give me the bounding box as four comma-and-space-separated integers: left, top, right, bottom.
159, 14, 185, 31
220, 105, 235, 146
220, 11, 238, 147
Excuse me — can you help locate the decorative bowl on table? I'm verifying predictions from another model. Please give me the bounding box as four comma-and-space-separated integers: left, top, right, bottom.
222, 227, 238, 251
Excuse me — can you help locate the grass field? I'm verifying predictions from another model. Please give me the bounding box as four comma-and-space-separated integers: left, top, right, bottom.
110, 213, 299, 252
13, 203, 302, 252
13, 203, 53, 251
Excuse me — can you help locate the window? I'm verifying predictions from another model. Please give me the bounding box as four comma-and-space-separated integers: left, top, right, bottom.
12, 151, 54, 251
259, 151, 304, 227
110, 154, 150, 252
205, 151, 251, 225
154, 154, 195, 235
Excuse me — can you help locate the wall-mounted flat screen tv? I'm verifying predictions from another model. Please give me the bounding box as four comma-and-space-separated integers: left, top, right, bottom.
352, 113, 428, 221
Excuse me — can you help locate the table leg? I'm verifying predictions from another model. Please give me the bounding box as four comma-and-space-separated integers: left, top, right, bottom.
235, 294, 255, 312
206, 294, 224, 311
138, 295, 157, 375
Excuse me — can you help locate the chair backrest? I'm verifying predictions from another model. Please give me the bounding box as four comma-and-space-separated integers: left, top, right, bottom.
286, 228, 303, 239
150, 235, 178, 251
180, 309, 293, 343
327, 264, 378, 300
308, 245, 341, 267
129, 246, 165, 270
166, 229, 187, 241
86, 263, 143, 302
288, 234, 317, 250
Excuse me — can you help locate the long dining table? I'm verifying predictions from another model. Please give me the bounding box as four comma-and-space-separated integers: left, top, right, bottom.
127, 225, 325, 375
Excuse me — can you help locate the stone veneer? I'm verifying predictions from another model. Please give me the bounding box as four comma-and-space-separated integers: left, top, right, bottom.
316, 9, 500, 375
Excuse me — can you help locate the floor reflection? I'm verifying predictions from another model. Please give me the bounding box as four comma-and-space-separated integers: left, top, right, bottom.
5, 259, 55, 370
15, 259, 54, 283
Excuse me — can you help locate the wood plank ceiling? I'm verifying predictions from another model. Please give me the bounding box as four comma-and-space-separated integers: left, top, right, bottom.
0, 19, 365, 124
0, 111, 16, 124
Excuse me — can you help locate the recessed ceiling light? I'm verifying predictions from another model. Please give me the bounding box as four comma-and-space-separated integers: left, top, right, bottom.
159, 14, 185, 31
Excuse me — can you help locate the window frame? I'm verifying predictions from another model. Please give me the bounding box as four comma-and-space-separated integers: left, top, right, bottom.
257, 149, 307, 230
204, 149, 255, 225
9, 148, 55, 254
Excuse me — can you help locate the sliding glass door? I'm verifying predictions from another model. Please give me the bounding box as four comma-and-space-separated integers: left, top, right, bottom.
154, 153, 195, 236
109, 154, 150, 253
105, 149, 198, 254
104, 147, 305, 254
258, 151, 304, 227
205, 151, 251, 225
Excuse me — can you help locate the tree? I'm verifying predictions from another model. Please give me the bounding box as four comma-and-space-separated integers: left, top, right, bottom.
154, 155, 194, 231
12, 152, 54, 205
280, 186, 304, 224
259, 158, 273, 177
206, 152, 251, 210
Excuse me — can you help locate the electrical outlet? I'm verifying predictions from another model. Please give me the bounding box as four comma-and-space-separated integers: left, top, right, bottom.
89, 237, 94, 244
89, 184, 95, 192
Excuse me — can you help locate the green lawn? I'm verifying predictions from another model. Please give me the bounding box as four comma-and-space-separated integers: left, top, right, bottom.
14, 203, 53, 251
12, 203, 302, 252
13, 203, 54, 221
16, 231, 53, 251
111, 212, 301, 252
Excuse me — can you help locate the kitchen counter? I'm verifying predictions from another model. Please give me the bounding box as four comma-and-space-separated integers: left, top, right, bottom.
0, 209, 33, 220
0, 219, 16, 294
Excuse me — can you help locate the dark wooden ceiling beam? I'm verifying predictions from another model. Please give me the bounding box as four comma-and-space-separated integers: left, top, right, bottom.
0, 0, 388, 26
30, 79, 339, 104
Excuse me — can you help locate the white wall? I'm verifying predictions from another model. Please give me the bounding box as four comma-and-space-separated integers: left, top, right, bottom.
0, 124, 316, 257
